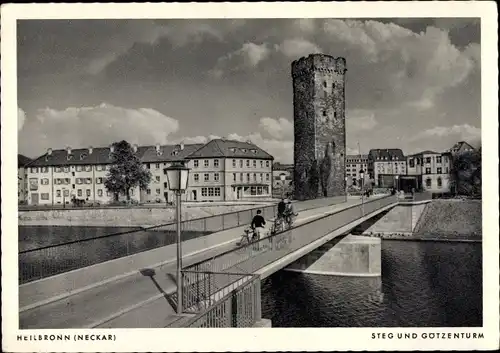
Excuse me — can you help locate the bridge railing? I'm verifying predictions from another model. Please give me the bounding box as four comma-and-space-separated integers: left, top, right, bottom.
19, 196, 347, 284
181, 273, 261, 328
183, 195, 398, 276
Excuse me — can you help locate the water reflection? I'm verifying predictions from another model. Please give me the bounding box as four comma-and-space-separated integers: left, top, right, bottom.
262, 240, 482, 327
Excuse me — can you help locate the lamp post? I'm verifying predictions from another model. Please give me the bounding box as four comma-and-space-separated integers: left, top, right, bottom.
280, 174, 286, 199
359, 169, 365, 216
395, 175, 399, 192
165, 161, 190, 315
344, 176, 348, 200
62, 187, 66, 209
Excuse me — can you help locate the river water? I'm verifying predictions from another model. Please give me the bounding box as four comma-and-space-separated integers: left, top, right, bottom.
261, 240, 482, 327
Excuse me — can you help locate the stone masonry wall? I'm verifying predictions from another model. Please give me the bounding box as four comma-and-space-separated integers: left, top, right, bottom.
292, 54, 347, 200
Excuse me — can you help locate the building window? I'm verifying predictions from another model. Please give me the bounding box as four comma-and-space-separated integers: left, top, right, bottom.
260, 160, 263, 168
194, 174, 199, 182
56, 190, 61, 197
96, 177, 103, 184
260, 173, 263, 181
85, 165, 92, 172
253, 160, 256, 168
95, 165, 102, 171
425, 178, 432, 188
86, 189, 91, 197
214, 173, 220, 182
31, 167, 38, 173
41, 167, 49, 173
233, 173, 237, 182
246, 160, 250, 167
41, 178, 49, 185
240, 173, 243, 181
146, 164, 151, 169
63, 190, 69, 197
77, 189, 82, 197
252, 173, 256, 181
232, 159, 236, 168
239, 160, 243, 168
204, 173, 209, 182
437, 177, 443, 188
266, 173, 270, 181
164, 182, 168, 188
208, 188, 214, 197
64, 167, 69, 173
156, 189, 161, 195
437, 167, 442, 174
76, 166, 83, 172
106, 191, 110, 197
204, 160, 209, 167
55, 167, 61, 173
130, 189, 134, 196
97, 189, 103, 197
201, 188, 208, 197
41, 193, 49, 200
425, 168, 431, 174
409, 159, 415, 168
266, 161, 270, 168
85, 178, 92, 184
214, 159, 219, 168
194, 160, 199, 168
246, 173, 250, 182
146, 189, 151, 195
425, 157, 432, 164
215, 188, 221, 197
436, 156, 442, 164
155, 176, 160, 182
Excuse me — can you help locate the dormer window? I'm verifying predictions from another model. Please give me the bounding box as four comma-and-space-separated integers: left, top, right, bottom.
67, 154, 73, 161
229, 148, 236, 153
80, 153, 87, 160
251, 149, 257, 154
241, 148, 247, 153
172, 150, 179, 156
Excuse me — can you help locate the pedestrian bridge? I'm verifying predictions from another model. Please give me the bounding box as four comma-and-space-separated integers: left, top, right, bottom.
19, 194, 405, 329
176, 195, 397, 327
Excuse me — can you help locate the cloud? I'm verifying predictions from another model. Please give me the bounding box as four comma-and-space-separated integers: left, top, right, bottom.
18, 108, 26, 132
258, 117, 293, 140
410, 124, 481, 147
19, 103, 179, 156
227, 132, 294, 163
276, 38, 322, 58
346, 110, 378, 131
210, 42, 271, 77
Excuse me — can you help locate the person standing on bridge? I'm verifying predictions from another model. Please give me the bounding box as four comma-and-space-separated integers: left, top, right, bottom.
277, 198, 287, 220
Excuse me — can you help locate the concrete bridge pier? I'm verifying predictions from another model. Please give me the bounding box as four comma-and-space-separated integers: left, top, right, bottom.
285, 235, 382, 277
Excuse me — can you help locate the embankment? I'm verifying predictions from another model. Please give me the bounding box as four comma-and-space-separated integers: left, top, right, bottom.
18, 202, 271, 227
358, 200, 481, 242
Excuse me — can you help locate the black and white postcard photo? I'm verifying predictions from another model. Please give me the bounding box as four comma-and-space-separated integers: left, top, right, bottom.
1, 2, 498, 352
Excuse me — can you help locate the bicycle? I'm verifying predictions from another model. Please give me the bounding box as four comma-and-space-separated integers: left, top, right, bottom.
236, 227, 257, 246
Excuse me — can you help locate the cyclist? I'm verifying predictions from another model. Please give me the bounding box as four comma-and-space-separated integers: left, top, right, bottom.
251, 209, 266, 241
284, 199, 296, 227
277, 198, 287, 221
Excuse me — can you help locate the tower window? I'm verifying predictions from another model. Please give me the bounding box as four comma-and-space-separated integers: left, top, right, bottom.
334, 112, 337, 118
332, 83, 336, 91
322, 110, 327, 116
323, 81, 327, 88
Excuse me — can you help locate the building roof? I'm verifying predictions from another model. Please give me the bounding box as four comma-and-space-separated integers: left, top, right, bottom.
26, 139, 274, 167
368, 148, 405, 161
18, 154, 32, 167
273, 162, 294, 171
346, 154, 368, 161
408, 150, 441, 157
140, 143, 204, 163
186, 139, 273, 160
448, 141, 475, 154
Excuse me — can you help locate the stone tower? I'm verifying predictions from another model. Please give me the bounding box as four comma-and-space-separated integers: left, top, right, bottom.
292, 54, 347, 200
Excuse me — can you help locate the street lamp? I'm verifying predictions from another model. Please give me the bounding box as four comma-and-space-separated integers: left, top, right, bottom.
62, 187, 66, 209
395, 175, 399, 192
344, 176, 348, 200
165, 161, 190, 315
280, 173, 286, 199
359, 169, 365, 216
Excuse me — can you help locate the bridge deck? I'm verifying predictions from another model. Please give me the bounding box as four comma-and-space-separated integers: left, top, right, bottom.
20, 196, 372, 329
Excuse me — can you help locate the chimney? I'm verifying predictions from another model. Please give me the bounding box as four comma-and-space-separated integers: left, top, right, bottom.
132, 144, 138, 153
88, 146, 93, 155
155, 143, 161, 153
109, 145, 115, 153
66, 146, 72, 155
47, 148, 53, 156
180, 142, 184, 150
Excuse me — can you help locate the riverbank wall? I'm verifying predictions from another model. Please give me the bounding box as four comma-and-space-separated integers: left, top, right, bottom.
18, 202, 271, 227
356, 199, 482, 242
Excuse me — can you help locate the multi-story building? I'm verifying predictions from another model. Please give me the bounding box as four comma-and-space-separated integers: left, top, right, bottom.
18, 154, 32, 203
24, 139, 273, 205
346, 154, 368, 187
407, 150, 453, 193
447, 141, 476, 156
185, 139, 273, 201
367, 149, 407, 188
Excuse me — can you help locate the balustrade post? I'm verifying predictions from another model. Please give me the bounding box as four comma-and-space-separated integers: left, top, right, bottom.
254, 277, 262, 322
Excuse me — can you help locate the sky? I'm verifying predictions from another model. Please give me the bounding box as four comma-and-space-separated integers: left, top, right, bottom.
17, 18, 481, 162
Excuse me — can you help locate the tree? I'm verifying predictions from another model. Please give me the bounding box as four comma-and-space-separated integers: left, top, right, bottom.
449, 149, 481, 197
104, 140, 152, 202
319, 142, 333, 197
